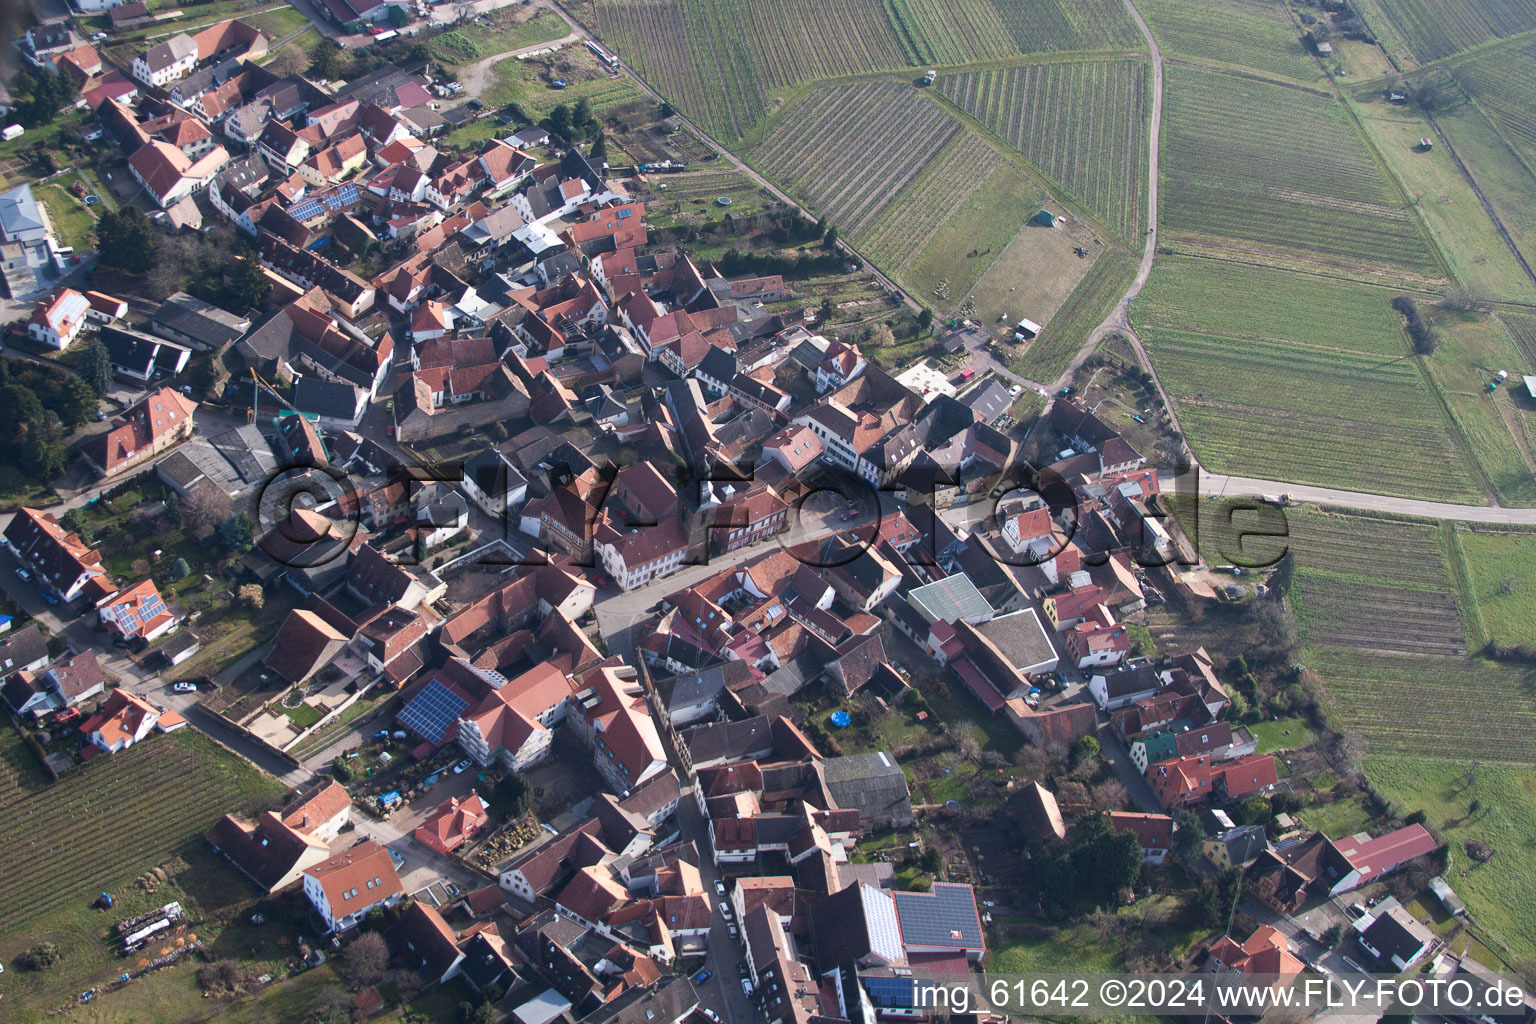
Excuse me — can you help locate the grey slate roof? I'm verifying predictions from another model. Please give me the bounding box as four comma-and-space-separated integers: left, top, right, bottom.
0, 184, 46, 240
821, 751, 912, 824
682, 715, 774, 765
153, 291, 250, 349
958, 379, 1012, 423
293, 376, 364, 420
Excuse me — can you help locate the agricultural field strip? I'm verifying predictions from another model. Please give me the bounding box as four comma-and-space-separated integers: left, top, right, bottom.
1501, 312, 1536, 365
586, 0, 1146, 142
1147, 329, 1482, 499
1284, 513, 1536, 763
1160, 65, 1441, 274
750, 82, 961, 237
1451, 43, 1536, 171
860, 134, 1003, 269
0, 738, 280, 934
1360, 0, 1536, 64
1135, 0, 1324, 84
1295, 581, 1467, 653
939, 59, 1148, 241
1135, 257, 1417, 356
987, 0, 1143, 54
1311, 645, 1536, 764
884, 0, 1017, 64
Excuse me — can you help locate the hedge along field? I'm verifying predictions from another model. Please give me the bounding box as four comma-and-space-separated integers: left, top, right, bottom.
1142, 327, 1483, 500
1136, 0, 1322, 82
1159, 66, 1441, 278
1353, 0, 1536, 64
1135, 256, 1417, 356
939, 59, 1149, 242
747, 80, 961, 240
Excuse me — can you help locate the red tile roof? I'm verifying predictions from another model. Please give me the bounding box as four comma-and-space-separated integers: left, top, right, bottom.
304, 840, 402, 915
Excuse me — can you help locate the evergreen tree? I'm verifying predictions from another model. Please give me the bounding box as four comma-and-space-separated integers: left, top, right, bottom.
50, 375, 98, 430
589, 133, 607, 163
547, 103, 572, 140
24, 410, 68, 479
95, 207, 159, 273
78, 338, 113, 398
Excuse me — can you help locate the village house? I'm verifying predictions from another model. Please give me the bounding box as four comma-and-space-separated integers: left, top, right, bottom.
3, 508, 114, 603
27, 288, 91, 348
81, 689, 187, 754
302, 841, 404, 932
99, 579, 180, 641
84, 386, 199, 478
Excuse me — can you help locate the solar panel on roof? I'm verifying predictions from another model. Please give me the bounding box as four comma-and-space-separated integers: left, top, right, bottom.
862, 976, 917, 1006
399, 679, 469, 743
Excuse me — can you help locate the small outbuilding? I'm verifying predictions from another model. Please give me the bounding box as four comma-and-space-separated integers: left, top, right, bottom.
1033, 209, 1058, 227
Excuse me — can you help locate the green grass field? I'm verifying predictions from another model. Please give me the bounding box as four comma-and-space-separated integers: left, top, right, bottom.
1455, 526, 1536, 647
1366, 756, 1536, 964
1136, 256, 1418, 355
35, 184, 97, 252
1248, 716, 1320, 754
238, 5, 309, 41
1297, 793, 1377, 838
939, 58, 1149, 241
892, 156, 1046, 309
1418, 313, 1536, 506
1159, 65, 1440, 277
431, 11, 567, 67
1137, 0, 1323, 82
482, 50, 642, 120
1348, 86, 1536, 303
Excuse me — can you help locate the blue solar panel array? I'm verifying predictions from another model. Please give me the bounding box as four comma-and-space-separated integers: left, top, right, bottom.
288, 183, 360, 224
862, 976, 917, 1008
399, 679, 469, 743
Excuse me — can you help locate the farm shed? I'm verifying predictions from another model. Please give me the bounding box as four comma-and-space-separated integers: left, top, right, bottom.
1014, 317, 1042, 341
1033, 209, 1058, 227
1523, 375, 1536, 399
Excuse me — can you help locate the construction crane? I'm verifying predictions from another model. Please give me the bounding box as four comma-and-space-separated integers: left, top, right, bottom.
248, 367, 294, 425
